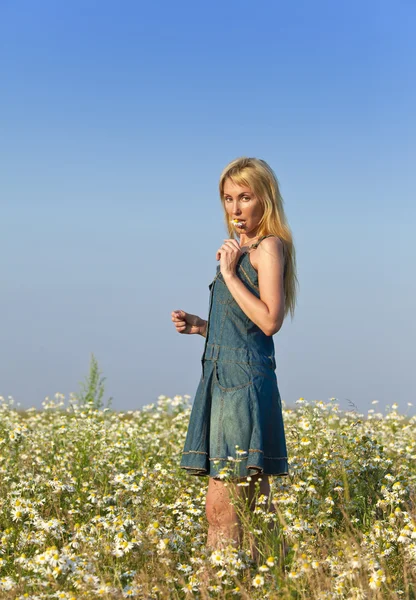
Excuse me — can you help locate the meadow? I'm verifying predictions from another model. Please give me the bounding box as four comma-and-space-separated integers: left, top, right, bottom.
1, 362, 416, 599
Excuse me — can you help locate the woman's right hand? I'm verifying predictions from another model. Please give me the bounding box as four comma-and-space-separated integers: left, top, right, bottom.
171, 310, 207, 336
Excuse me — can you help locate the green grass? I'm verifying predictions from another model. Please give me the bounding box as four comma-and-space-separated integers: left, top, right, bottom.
0, 363, 415, 599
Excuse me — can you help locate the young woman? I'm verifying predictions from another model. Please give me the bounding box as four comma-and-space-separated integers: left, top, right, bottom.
171, 157, 298, 558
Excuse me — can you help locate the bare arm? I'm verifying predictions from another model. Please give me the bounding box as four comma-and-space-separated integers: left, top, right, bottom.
171, 310, 207, 336
200, 320, 208, 337
222, 237, 285, 336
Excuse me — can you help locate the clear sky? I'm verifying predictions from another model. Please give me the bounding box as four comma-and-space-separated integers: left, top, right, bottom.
1, 0, 415, 414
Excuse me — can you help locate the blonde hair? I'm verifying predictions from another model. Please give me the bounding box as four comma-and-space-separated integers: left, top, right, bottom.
219, 157, 299, 320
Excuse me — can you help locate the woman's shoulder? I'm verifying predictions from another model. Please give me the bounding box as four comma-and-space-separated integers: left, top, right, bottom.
255, 235, 284, 253
249, 235, 285, 271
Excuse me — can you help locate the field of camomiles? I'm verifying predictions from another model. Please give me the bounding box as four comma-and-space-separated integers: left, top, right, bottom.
1, 388, 416, 599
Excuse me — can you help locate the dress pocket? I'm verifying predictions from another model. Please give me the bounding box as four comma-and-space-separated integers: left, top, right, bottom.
250, 362, 277, 383
214, 361, 254, 392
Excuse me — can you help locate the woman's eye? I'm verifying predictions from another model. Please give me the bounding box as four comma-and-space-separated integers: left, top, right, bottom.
224, 196, 250, 201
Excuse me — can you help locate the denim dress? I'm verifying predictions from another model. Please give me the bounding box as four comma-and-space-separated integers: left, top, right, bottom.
180, 235, 289, 479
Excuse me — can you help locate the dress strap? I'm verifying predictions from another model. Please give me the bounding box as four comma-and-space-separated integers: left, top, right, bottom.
249, 234, 276, 249
249, 235, 287, 269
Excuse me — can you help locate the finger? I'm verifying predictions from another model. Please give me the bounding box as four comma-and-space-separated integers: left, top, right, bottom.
222, 243, 240, 257
223, 239, 240, 250
173, 317, 186, 326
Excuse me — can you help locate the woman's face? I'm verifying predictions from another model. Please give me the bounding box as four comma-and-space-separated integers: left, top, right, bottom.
223, 178, 263, 236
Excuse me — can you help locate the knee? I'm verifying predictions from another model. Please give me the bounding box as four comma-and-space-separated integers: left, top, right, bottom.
205, 490, 237, 527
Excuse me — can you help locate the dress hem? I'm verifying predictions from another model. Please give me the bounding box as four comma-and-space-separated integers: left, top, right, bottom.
180, 452, 289, 479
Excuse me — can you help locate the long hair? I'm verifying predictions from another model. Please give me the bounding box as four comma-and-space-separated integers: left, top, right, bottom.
218, 157, 299, 321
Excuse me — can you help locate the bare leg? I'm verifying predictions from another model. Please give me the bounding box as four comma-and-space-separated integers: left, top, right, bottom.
246, 474, 289, 567
245, 472, 272, 562
205, 477, 243, 549
205, 472, 272, 558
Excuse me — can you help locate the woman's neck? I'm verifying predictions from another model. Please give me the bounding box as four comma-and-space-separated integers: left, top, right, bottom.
239, 234, 262, 248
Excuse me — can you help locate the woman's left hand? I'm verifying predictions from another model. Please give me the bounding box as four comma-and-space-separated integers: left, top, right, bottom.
216, 239, 242, 278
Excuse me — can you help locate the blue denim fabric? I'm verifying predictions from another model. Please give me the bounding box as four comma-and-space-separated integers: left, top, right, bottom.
180, 236, 289, 479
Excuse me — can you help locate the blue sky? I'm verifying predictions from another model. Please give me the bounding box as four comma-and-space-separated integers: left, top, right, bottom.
1, 0, 415, 414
